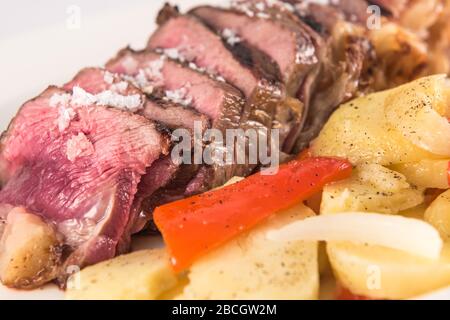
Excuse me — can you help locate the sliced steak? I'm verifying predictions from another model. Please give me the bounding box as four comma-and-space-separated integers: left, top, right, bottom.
285, 0, 377, 151
106, 48, 247, 190
64, 65, 210, 134
143, 97, 210, 132
287, 0, 370, 32
63, 68, 181, 245
151, 5, 279, 99
106, 48, 244, 131
148, 6, 302, 154
368, 0, 409, 18
190, 3, 323, 152
296, 0, 371, 25
0, 77, 169, 285
191, 3, 322, 96
334, 0, 371, 24
127, 154, 179, 237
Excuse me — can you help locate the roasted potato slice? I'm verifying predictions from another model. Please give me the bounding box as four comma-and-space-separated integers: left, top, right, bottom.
425, 189, 450, 241
178, 203, 319, 300
321, 164, 424, 214
383, 75, 450, 156
65, 249, 179, 300
312, 75, 450, 165
311, 89, 442, 166
390, 159, 449, 189
328, 242, 450, 299
0, 207, 61, 289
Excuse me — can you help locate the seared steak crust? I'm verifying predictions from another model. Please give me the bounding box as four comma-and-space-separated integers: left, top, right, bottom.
106, 48, 249, 190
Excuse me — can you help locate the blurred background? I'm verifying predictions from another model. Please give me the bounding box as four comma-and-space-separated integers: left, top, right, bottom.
0, 0, 222, 129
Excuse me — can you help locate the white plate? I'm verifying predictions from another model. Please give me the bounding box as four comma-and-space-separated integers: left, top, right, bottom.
0, 0, 449, 300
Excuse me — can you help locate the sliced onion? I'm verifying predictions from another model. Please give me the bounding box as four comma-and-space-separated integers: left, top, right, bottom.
384, 75, 450, 156
267, 212, 443, 260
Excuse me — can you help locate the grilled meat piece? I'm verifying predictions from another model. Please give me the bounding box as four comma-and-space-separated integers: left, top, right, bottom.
0, 71, 169, 285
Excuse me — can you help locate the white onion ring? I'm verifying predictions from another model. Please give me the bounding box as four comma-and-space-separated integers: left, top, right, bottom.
267, 212, 443, 260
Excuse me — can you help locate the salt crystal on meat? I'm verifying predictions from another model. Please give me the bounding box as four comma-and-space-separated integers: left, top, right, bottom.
222, 28, 242, 46
49, 93, 71, 108
57, 107, 76, 132
66, 132, 95, 162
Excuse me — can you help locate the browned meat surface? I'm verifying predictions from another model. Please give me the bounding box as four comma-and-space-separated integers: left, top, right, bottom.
190, 3, 324, 152
149, 5, 303, 153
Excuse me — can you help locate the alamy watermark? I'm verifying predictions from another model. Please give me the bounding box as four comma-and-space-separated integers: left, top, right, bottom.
367, 5, 382, 30
66, 5, 82, 30
171, 121, 280, 174
65, 265, 82, 290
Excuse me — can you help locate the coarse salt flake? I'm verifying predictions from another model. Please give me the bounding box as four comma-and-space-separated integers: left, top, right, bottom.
57, 107, 76, 133
66, 132, 95, 162
222, 28, 242, 46
146, 56, 166, 83
103, 71, 115, 84
70, 86, 142, 110
110, 81, 129, 93
71, 86, 96, 106
49, 93, 71, 108
95, 90, 141, 109
164, 86, 192, 107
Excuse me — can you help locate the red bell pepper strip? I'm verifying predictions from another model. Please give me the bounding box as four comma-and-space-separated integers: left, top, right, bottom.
154, 157, 352, 272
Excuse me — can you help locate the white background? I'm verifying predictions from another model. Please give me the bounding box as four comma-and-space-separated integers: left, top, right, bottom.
0, 0, 222, 130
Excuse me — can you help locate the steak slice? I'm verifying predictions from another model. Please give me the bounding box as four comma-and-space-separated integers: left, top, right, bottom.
64, 66, 210, 133
285, 0, 376, 151
286, 0, 370, 32
106, 48, 244, 132
64, 69, 206, 237
190, 3, 323, 152
63, 68, 181, 243
148, 6, 302, 154
368, 0, 409, 18
296, 0, 370, 25
143, 97, 210, 133
0, 78, 169, 285
191, 3, 322, 97
106, 48, 248, 191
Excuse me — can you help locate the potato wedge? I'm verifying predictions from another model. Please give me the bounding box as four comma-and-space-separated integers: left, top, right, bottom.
399, 203, 428, 220
0, 207, 61, 289
65, 249, 179, 300
384, 75, 450, 156
327, 242, 450, 299
390, 159, 449, 189
178, 203, 319, 300
321, 164, 424, 214
311, 87, 442, 165
424, 189, 450, 241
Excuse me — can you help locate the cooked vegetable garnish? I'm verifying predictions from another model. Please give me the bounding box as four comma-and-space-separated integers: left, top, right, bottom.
425, 189, 450, 241
328, 242, 450, 299
179, 203, 318, 300
267, 212, 443, 260
154, 157, 352, 271
390, 159, 450, 189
